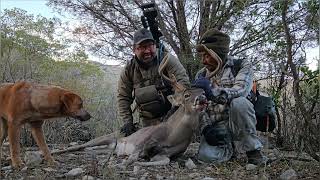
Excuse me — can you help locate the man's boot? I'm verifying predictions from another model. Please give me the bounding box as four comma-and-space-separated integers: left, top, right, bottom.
246, 149, 268, 165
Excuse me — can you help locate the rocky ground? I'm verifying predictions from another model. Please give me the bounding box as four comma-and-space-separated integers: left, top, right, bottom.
1, 138, 319, 180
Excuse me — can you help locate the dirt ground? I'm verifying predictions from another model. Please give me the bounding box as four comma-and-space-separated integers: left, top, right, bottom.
1, 142, 319, 180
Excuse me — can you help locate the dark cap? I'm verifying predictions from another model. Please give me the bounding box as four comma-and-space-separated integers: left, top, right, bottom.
133, 28, 155, 45
196, 29, 230, 55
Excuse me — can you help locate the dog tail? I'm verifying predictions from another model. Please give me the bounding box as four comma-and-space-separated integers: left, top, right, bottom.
51, 132, 118, 154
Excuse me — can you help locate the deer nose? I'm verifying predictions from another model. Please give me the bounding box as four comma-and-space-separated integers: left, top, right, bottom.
196, 94, 207, 104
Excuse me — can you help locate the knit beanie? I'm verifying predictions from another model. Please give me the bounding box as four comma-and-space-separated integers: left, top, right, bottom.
196, 29, 230, 61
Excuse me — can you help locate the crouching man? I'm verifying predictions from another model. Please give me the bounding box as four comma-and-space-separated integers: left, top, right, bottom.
193, 29, 267, 165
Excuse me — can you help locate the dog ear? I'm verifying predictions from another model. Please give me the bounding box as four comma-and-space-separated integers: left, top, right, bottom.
61, 92, 81, 112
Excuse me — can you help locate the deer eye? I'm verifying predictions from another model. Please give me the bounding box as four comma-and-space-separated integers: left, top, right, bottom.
184, 93, 191, 98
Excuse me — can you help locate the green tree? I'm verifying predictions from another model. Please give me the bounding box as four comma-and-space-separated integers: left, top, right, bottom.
0, 8, 117, 143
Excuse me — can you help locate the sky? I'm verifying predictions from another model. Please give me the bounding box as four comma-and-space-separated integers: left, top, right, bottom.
1, 0, 121, 65
1, 0, 319, 69
1, 0, 74, 21
2, 0, 61, 19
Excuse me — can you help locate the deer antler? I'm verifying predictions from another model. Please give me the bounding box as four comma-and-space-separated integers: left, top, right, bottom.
158, 54, 185, 92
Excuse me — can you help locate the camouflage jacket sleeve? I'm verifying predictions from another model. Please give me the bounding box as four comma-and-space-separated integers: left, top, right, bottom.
220, 59, 253, 100
162, 53, 190, 87
117, 63, 134, 124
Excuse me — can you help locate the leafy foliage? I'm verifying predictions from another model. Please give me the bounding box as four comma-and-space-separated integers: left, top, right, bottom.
0, 8, 118, 144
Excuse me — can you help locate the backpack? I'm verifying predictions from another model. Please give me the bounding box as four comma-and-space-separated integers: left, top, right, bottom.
232, 59, 277, 132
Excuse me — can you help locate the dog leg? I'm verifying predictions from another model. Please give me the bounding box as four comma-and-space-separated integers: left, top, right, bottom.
29, 121, 58, 167
7, 120, 24, 168
0, 118, 8, 146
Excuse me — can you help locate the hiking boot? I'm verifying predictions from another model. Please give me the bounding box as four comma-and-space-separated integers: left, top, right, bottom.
246, 149, 268, 165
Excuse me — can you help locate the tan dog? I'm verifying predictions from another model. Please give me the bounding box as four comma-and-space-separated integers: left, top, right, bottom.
0, 82, 91, 168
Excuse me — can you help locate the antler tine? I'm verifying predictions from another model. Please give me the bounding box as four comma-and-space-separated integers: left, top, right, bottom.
158, 54, 173, 83
169, 74, 185, 92
158, 54, 185, 92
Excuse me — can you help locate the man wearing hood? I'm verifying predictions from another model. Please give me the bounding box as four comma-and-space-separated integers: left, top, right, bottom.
193, 29, 267, 165
117, 28, 190, 136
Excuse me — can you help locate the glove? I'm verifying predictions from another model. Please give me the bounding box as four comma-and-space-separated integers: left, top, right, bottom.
213, 92, 228, 104
202, 125, 232, 146
120, 121, 137, 137
192, 77, 214, 99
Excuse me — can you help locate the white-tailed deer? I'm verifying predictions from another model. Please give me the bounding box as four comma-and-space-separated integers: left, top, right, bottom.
52, 55, 207, 166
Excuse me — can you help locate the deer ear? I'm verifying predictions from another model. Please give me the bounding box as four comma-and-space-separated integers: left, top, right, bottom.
167, 95, 174, 104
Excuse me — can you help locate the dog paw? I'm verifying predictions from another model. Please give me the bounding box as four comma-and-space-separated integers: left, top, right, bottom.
12, 161, 25, 170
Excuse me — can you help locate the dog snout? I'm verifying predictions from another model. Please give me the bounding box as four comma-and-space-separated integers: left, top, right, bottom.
81, 112, 91, 121
75, 109, 91, 121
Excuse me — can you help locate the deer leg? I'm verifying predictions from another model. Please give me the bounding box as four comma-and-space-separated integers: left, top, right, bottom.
161, 141, 190, 158
134, 142, 189, 167
120, 151, 140, 168
29, 121, 58, 166
134, 155, 170, 166
141, 138, 162, 159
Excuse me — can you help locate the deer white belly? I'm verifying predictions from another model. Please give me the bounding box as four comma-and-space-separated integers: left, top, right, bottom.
115, 140, 136, 156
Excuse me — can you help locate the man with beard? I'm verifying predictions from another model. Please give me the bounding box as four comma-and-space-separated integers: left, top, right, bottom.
193, 29, 267, 165
117, 28, 190, 136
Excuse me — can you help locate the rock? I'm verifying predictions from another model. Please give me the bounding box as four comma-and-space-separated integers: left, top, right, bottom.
189, 172, 200, 178
69, 142, 79, 146
129, 178, 138, 180
185, 158, 196, 169
82, 175, 95, 180
201, 177, 216, 180
259, 174, 269, 180
279, 169, 298, 180
1, 165, 12, 171
65, 167, 84, 177
170, 162, 179, 168
21, 166, 28, 173
251, 174, 269, 180
43, 167, 57, 172
133, 165, 140, 175
68, 153, 77, 157
246, 164, 257, 170
205, 166, 213, 171
232, 169, 239, 179
24, 151, 42, 166
27, 176, 37, 180
268, 152, 277, 161
156, 174, 164, 180
140, 172, 149, 180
